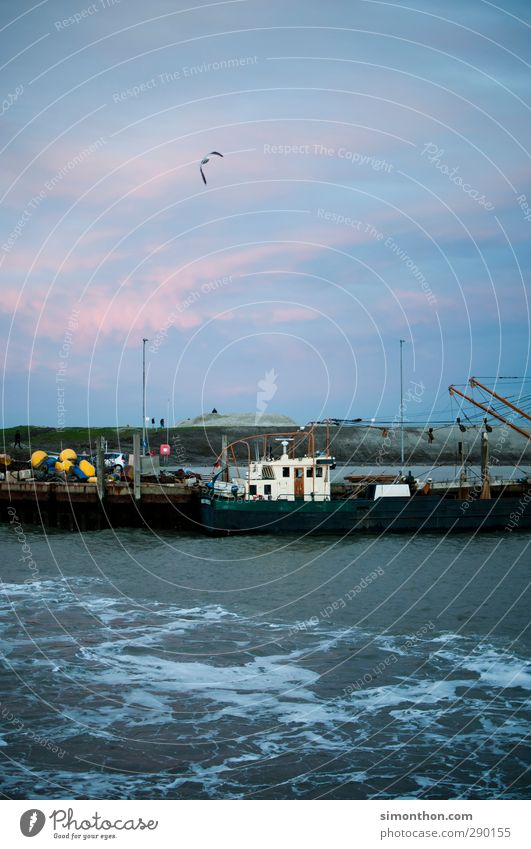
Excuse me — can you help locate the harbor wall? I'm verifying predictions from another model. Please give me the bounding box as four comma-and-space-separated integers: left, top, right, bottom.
0, 480, 200, 531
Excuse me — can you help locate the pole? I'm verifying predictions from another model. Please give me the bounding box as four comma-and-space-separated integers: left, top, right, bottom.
97, 435, 105, 502
133, 431, 141, 501
221, 434, 229, 482
457, 439, 467, 498
165, 397, 170, 467
142, 338, 149, 455
480, 430, 491, 499
400, 339, 405, 466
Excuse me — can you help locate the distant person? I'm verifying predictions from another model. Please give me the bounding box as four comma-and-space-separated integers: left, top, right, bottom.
13, 430, 21, 449
151, 417, 155, 427
160, 418, 164, 428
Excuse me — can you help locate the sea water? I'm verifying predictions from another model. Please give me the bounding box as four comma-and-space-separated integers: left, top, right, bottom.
0, 523, 529, 799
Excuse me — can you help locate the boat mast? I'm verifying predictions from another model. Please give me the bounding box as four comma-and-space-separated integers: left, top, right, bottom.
448, 385, 531, 440
221, 433, 229, 481
480, 430, 491, 499
469, 377, 531, 422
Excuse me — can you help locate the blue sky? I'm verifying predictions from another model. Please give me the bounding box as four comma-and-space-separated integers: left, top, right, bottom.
1, 0, 530, 427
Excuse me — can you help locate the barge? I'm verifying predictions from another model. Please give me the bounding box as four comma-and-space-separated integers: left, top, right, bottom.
200, 427, 531, 535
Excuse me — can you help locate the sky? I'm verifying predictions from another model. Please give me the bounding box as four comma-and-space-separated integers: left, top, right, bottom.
1, 0, 530, 428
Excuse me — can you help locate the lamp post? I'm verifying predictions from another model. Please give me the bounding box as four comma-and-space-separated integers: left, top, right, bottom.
142, 338, 149, 455
400, 339, 405, 466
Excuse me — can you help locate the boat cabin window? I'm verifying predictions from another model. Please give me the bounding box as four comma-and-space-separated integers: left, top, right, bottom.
249, 484, 257, 495
282, 467, 290, 477
264, 484, 271, 496
262, 465, 275, 480
295, 468, 303, 479
316, 467, 323, 478
306, 468, 313, 478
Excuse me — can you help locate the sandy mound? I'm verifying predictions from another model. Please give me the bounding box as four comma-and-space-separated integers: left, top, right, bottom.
175, 411, 299, 428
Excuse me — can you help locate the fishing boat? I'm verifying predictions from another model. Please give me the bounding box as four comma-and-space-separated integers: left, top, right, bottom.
200, 426, 531, 534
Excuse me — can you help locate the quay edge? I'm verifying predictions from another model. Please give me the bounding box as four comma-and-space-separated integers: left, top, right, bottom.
0, 480, 201, 531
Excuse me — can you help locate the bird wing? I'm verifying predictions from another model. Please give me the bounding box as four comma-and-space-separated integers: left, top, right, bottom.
210, 151, 223, 157
200, 166, 207, 184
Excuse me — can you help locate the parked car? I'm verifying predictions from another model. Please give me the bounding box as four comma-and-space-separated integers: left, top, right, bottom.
103, 451, 128, 472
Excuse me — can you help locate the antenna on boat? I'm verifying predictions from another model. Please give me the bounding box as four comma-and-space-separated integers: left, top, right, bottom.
275, 437, 293, 459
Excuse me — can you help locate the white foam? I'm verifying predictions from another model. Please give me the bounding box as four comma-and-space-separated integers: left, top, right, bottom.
430, 633, 466, 643
462, 651, 531, 691
347, 678, 464, 711
121, 689, 174, 726
431, 642, 531, 692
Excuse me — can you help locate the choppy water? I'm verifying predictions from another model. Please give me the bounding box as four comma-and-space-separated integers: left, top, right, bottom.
0, 522, 529, 799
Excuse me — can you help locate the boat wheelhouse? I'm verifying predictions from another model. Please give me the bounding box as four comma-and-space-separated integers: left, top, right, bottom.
206, 429, 335, 502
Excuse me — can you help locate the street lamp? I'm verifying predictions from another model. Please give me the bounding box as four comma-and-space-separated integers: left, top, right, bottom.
400, 339, 405, 466
142, 338, 149, 455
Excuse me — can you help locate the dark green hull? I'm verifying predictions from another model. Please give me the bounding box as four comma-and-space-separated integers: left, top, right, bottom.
200, 495, 531, 535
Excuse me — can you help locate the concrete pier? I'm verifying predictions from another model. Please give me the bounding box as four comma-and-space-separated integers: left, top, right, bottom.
0, 480, 200, 531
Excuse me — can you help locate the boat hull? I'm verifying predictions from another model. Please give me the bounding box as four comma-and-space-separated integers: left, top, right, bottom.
200, 495, 531, 534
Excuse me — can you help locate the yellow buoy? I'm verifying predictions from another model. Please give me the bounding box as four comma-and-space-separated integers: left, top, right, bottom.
79, 459, 96, 478
59, 448, 77, 463
55, 459, 73, 474
31, 450, 48, 469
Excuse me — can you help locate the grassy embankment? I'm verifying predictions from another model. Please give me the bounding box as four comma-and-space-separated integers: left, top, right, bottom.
2, 426, 150, 454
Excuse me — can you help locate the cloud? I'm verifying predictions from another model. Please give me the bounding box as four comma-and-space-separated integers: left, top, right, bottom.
2, 0, 530, 424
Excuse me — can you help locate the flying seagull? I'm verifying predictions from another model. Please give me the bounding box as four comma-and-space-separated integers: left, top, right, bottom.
200, 151, 223, 184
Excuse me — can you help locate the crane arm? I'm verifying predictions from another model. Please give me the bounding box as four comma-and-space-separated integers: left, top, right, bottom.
448, 385, 531, 441
469, 377, 531, 423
